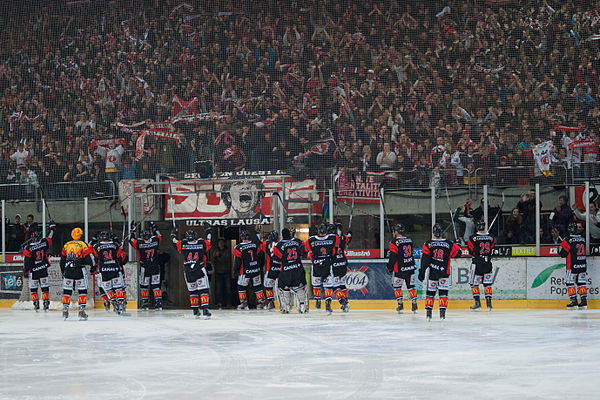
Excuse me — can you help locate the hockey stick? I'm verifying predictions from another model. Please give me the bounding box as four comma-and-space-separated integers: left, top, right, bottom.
108, 198, 118, 232
348, 174, 357, 231
487, 192, 505, 233
38, 185, 54, 222
379, 184, 393, 234
445, 188, 459, 242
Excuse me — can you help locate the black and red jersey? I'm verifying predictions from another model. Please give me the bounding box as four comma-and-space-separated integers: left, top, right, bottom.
559, 235, 587, 270
23, 237, 52, 273
272, 238, 304, 272
334, 233, 351, 259
91, 241, 127, 273
131, 235, 162, 264
388, 236, 415, 273
467, 233, 496, 263
421, 239, 461, 275
174, 238, 211, 273
259, 240, 281, 272
234, 241, 263, 275
304, 234, 337, 262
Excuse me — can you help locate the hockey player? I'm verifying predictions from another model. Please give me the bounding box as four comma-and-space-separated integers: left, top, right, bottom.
130, 222, 163, 310
91, 231, 128, 314
332, 222, 351, 312
22, 223, 56, 312
305, 223, 337, 313
559, 222, 588, 309
387, 223, 417, 314
60, 227, 94, 320
260, 230, 281, 310
272, 228, 307, 313
172, 228, 212, 318
418, 223, 461, 320
467, 220, 496, 311
234, 229, 266, 310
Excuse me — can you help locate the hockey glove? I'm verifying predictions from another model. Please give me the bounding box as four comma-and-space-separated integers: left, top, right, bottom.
418, 267, 426, 283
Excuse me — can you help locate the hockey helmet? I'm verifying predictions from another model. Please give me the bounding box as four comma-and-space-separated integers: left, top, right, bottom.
71, 227, 83, 240
327, 223, 336, 234
268, 230, 279, 242
240, 229, 250, 241
476, 219, 486, 231
568, 222, 578, 235
432, 223, 444, 237
185, 230, 197, 241
281, 228, 292, 240
318, 223, 328, 235
98, 231, 110, 241
30, 231, 42, 243
392, 223, 405, 234
141, 230, 152, 240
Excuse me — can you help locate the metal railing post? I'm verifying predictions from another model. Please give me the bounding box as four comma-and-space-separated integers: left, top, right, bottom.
328, 189, 334, 224
535, 183, 540, 256
42, 199, 46, 236
1, 200, 5, 262
586, 181, 590, 255
84, 197, 89, 243
380, 190, 385, 257
128, 195, 134, 261
431, 184, 436, 230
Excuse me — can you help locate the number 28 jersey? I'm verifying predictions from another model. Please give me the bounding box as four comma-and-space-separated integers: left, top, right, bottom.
559, 235, 587, 271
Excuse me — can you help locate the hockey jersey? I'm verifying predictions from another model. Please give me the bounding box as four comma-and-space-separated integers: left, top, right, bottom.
421, 239, 461, 275
23, 236, 53, 273
91, 241, 127, 273
467, 233, 496, 264
559, 235, 587, 270
174, 238, 211, 273
233, 241, 263, 275
388, 236, 415, 273
259, 240, 281, 272
131, 234, 162, 264
305, 234, 337, 262
272, 238, 304, 272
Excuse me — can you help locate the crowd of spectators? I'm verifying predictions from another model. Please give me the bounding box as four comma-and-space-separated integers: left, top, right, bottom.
1, 0, 600, 200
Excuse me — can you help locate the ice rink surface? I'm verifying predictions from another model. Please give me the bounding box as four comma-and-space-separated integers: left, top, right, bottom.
1, 307, 599, 400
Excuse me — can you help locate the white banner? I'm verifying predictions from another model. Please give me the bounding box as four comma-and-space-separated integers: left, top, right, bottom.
526, 257, 600, 299
165, 174, 319, 226
448, 258, 527, 300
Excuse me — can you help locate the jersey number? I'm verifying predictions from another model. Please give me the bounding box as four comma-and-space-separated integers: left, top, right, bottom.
432, 249, 444, 260
403, 246, 412, 258
576, 244, 586, 256
479, 242, 491, 254
145, 249, 155, 259
187, 252, 199, 261
102, 251, 114, 261
286, 248, 298, 261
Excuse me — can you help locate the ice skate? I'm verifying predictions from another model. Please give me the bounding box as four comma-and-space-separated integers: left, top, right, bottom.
426, 309, 432, 321
258, 298, 266, 310
266, 299, 275, 310
193, 308, 201, 318
396, 301, 403, 314
470, 299, 481, 311
155, 299, 163, 311
325, 299, 333, 314
341, 298, 350, 313
103, 300, 111, 312
43, 300, 49, 312
202, 308, 212, 319
486, 297, 493, 311
78, 306, 88, 321
62, 305, 69, 320
411, 300, 418, 313
315, 298, 321, 309
578, 298, 588, 310
440, 309, 446, 320
566, 299, 578, 310
33, 300, 40, 312
141, 298, 150, 311
298, 302, 307, 314
237, 301, 249, 311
